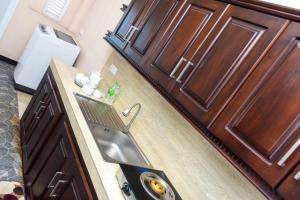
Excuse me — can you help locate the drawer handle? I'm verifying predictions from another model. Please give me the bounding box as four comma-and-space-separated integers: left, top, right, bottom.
49, 180, 68, 197
277, 138, 300, 167
294, 171, 300, 181
48, 172, 63, 188
170, 57, 187, 79
35, 105, 46, 119
176, 61, 194, 83
126, 26, 139, 43
34, 101, 44, 113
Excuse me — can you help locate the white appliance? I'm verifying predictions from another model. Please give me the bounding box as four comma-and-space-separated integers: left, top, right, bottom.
14, 24, 80, 93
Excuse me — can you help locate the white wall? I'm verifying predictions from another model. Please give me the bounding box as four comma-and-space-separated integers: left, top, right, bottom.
0, 0, 19, 39
260, 0, 300, 9
74, 0, 130, 72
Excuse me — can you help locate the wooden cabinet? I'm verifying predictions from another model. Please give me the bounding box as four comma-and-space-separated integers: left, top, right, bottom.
40, 121, 91, 200
170, 5, 288, 127
124, 0, 184, 66
109, 0, 152, 50
21, 70, 95, 200
147, 4, 287, 127
21, 73, 63, 174
52, 159, 92, 200
106, 0, 300, 198
145, 0, 228, 90
26, 119, 73, 199
210, 22, 300, 188
277, 163, 300, 200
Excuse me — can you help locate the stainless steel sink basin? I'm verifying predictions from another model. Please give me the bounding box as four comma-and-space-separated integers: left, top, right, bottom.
74, 93, 150, 167
92, 126, 149, 167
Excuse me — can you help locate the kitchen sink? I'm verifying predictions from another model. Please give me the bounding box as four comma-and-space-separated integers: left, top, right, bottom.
74, 93, 150, 167
92, 126, 149, 167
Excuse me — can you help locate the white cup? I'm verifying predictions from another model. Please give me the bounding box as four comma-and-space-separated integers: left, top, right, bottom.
82, 85, 94, 96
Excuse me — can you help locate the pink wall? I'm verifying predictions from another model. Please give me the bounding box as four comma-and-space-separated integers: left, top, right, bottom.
72, 0, 130, 72
0, 0, 93, 61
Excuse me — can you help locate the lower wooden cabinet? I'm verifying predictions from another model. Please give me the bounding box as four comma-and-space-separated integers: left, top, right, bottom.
21, 69, 95, 199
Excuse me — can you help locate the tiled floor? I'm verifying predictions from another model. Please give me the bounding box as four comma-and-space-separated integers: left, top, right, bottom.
0, 61, 24, 183
0, 61, 30, 199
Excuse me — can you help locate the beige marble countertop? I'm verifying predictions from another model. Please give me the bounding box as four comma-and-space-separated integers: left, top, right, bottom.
49, 51, 266, 200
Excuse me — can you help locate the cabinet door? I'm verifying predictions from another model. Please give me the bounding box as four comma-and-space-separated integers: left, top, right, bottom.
123, 0, 183, 66
26, 119, 74, 199
109, 0, 152, 50
277, 164, 300, 200
170, 5, 288, 127
54, 160, 92, 200
21, 72, 52, 141
43, 123, 92, 200
145, 0, 228, 90
22, 83, 63, 174
210, 22, 300, 187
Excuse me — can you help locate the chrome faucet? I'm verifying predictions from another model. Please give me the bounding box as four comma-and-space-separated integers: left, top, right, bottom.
122, 103, 142, 132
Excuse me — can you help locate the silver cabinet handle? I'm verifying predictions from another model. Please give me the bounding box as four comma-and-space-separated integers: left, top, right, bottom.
34, 101, 45, 114
277, 138, 300, 167
35, 105, 46, 119
123, 25, 134, 41
48, 172, 63, 188
49, 180, 68, 197
176, 61, 194, 83
169, 57, 187, 78
294, 170, 300, 181
126, 26, 139, 43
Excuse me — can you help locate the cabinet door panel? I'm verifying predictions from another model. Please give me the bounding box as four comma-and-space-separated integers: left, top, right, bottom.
211, 22, 300, 187
109, 0, 151, 49
23, 90, 63, 173
30, 137, 68, 199
21, 73, 52, 141
124, 0, 180, 66
30, 122, 71, 198
146, 0, 228, 90
171, 5, 288, 126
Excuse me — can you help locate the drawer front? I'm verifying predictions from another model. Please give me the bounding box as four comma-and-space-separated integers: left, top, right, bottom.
21, 72, 53, 141
277, 164, 300, 200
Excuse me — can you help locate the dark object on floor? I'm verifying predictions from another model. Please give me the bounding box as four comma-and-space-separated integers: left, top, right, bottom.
0, 56, 17, 66
0, 181, 24, 199
0, 60, 22, 183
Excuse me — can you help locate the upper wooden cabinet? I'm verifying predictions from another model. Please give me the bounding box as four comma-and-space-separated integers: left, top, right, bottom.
210, 22, 300, 188
145, 0, 228, 89
123, 0, 184, 66
109, 0, 152, 50
106, 0, 300, 198
169, 5, 289, 127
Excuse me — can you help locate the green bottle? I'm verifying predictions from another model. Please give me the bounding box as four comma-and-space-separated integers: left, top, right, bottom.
107, 81, 120, 104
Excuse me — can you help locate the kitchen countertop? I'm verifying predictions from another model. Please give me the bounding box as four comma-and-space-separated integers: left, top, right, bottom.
49, 51, 266, 200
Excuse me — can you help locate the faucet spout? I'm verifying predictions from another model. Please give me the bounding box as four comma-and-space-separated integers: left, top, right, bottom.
122, 103, 142, 132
